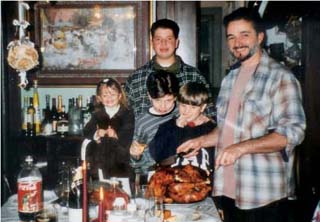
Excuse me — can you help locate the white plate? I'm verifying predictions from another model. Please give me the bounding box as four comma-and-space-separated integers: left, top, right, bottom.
164, 207, 216, 222
164, 199, 205, 207
44, 190, 59, 203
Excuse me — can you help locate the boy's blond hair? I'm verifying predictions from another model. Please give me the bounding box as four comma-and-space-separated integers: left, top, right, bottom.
178, 82, 208, 106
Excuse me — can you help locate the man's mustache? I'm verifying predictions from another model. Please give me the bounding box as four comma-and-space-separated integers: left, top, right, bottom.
233, 46, 249, 50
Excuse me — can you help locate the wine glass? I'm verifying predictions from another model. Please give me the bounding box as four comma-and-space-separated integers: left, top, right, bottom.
55, 161, 71, 212
131, 133, 148, 160
130, 139, 147, 199
35, 203, 58, 222
135, 185, 148, 218
131, 141, 147, 162
144, 196, 164, 222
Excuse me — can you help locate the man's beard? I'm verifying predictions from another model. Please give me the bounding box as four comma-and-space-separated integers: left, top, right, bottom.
231, 43, 259, 63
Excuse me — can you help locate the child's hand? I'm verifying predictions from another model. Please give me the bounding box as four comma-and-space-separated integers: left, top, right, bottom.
105, 126, 118, 139
97, 128, 107, 138
177, 114, 210, 128
130, 141, 146, 159
95, 127, 106, 143
196, 114, 210, 125
176, 116, 188, 128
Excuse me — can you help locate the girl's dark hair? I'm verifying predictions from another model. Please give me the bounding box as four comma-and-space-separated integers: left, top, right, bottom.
146, 70, 179, 99
223, 7, 266, 34
178, 82, 208, 106
96, 78, 128, 107
151, 19, 180, 39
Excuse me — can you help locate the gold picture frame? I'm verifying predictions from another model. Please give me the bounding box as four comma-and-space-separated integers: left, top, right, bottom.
34, 1, 149, 85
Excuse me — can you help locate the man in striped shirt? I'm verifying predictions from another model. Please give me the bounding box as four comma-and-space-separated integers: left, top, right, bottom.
178, 7, 306, 222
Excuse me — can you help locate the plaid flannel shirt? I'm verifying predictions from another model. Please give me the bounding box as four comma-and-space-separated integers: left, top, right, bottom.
214, 51, 306, 209
124, 55, 216, 118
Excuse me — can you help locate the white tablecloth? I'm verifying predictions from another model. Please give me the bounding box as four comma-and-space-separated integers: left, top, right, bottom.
1, 191, 68, 222
1, 190, 221, 222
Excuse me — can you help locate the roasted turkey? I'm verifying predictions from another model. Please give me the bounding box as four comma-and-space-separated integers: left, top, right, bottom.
146, 164, 211, 203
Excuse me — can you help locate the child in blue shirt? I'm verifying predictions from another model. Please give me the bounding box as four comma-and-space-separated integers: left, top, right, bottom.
149, 82, 216, 174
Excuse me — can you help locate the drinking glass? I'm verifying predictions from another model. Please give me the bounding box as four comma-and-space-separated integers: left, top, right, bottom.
136, 184, 148, 199
144, 197, 164, 222
131, 136, 149, 192
130, 150, 145, 201
135, 185, 148, 218
131, 141, 147, 162
132, 133, 148, 160
35, 203, 58, 222
55, 161, 71, 211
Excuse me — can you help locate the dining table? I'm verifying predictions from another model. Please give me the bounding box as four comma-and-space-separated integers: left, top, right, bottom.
1, 190, 222, 222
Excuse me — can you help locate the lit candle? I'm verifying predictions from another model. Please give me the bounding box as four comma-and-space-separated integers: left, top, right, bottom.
98, 186, 105, 222
82, 160, 88, 222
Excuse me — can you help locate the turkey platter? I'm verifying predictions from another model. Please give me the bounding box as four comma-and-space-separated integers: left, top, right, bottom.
146, 164, 211, 203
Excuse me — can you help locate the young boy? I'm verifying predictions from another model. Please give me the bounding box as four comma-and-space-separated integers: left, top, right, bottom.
149, 82, 216, 174
129, 70, 180, 173
125, 18, 215, 119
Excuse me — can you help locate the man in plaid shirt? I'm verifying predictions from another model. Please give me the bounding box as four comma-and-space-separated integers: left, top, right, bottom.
177, 8, 306, 222
125, 19, 215, 119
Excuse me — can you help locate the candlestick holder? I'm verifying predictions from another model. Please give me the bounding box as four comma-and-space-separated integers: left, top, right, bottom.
82, 160, 88, 222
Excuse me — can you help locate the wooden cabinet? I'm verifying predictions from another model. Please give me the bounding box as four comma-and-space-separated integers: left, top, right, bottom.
15, 135, 84, 190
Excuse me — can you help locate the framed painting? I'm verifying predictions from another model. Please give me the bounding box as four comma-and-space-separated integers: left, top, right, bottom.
34, 1, 149, 85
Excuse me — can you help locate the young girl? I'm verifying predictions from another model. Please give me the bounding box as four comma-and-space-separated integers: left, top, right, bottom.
83, 78, 134, 179
149, 82, 216, 174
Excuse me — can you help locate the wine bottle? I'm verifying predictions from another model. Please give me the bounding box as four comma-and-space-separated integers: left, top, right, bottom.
90, 96, 96, 112
69, 97, 82, 136
43, 95, 51, 118
67, 98, 74, 135
57, 105, 69, 137
27, 97, 36, 137
33, 80, 41, 135
21, 96, 29, 136
82, 97, 93, 127
78, 95, 84, 131
41, 95, 53, 135
68, 159, 83, 222
57, 96, 68, 137
68, 98, 74, 116
51, 98, 58, 133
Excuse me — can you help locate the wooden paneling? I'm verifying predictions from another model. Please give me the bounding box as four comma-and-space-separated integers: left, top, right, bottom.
1, 1, 22, 203
295, 16, 320, 221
